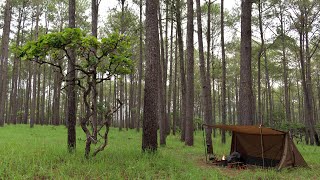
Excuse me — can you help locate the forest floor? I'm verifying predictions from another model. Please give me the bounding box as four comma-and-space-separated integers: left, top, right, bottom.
0, 125, 319, 179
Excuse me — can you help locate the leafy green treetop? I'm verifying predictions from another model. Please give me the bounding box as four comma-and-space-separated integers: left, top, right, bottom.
20, 28, 133, 78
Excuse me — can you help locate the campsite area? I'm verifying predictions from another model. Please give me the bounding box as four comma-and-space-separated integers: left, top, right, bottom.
0, 125, 319, 179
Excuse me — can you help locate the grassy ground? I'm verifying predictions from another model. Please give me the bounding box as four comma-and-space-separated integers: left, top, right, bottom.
0, 125, 319, 179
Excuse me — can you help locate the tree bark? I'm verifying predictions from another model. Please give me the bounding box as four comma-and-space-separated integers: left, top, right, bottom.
172, 32, 178, 135
23, 62, 32, 125
206, 0, 214, 134
129, 74, 134, 129
92, 0, 99, 140
0, 0, 12, 126
167, 11, 174, 136
163, 0, 173, 135
47, 68, 52, 125
52, 64, 62, 125
239, 0, 254, 125
280, 5, 291, 123
300, 9, 319, 145
40, 65, 46, 125
119, 0, 126, 131
159, 5, 166, 145
196, 0, 213, 154
67, 0, 77, 152
142, 0, 160, 152
36, 64, 41, 124
119, 77, 124, 130
30, 63, 38, 127
176, 0, 187, 142
185, 0, 194, 146
9, 5, 24, 124
23, 17, 35, 125
264, 47, 273, 126
136, 0, 143, 132
211, 12, 216, 137
220, 0, 226, 143
35, 8, 41, 125
125, 75, 129, 130
257, 0, 264, 125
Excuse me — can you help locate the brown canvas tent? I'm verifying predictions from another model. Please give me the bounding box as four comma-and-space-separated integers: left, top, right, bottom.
203, 124, 308, 170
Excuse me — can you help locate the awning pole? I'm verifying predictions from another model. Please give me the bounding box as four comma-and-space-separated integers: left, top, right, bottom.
260, 124, 265, 168
202, 124, 208, 162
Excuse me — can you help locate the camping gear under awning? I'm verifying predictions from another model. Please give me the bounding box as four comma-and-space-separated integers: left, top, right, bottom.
203, 124, 308, 170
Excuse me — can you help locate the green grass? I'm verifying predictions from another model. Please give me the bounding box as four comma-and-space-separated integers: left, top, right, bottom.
0, 125, 319, 179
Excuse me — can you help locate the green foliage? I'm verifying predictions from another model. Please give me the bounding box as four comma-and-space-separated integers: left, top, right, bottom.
275, 121, 306, 131
19, 28, 133, 76
0, 125, 319, 179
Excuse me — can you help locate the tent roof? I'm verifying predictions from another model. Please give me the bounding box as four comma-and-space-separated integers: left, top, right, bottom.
203, 124, 286, 135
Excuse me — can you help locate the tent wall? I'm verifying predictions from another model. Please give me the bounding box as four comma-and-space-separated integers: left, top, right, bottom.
231, 133, 285, 167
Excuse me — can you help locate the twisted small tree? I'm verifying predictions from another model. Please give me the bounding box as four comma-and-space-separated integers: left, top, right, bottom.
20, 28, 133, 157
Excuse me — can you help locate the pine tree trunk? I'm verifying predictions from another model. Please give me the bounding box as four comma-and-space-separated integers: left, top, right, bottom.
40, 65, 46, 125
257, 0, 263, 125
221, 0, 227, 143
67, 0, 77, 152
52, 66, 61, 125
17, 51, 24, 124
235, 77, 239, 124
0, 0, 12, 126
279, 7, 291, 123
172, 33, 178, 135
9, 6, 23, 124
125, 75, 129, 130
136, 0, 143, 132
206, 0, 214, 138
142, 0, 160, 152
159, 5, 166, 145
30, 8, 41, 128
303, 12, 319, 145
36, 64, 41, 124
239, 0, 254, 125
185, 0, 194, 146
166, 2, 174, 136
264, 48, 273, 126
99, 79, 104, 124
24, 62, 32, 124
129, 73, 135, 129
114, 79, 117, 125
228, 88, 232, 125
317, 72, 320, 125
196, 0, 213, 154
119, 78, 124, 130
176, 0, 187, 142
30, 64, 37, 128
212, 51, 216, 136
162, 0, 169, 135
119, 0, 125, 131
47, 68, 52, 125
